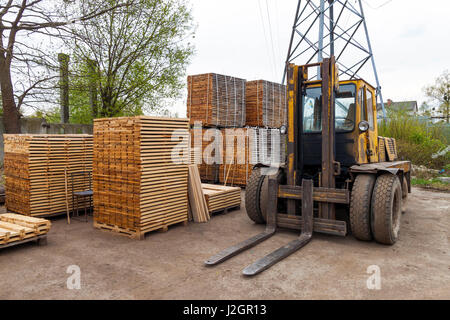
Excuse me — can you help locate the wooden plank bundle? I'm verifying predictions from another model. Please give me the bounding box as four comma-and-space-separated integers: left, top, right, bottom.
246, 80, 287, 128
189, 127, 221, 182
0, 213, 51, 245
202, 184, 241, 213
3, 134, 93, 217
188, 165, 210, 223
187, 73, 246, 127
219, 128, 286, 186
93, 116, 189, 239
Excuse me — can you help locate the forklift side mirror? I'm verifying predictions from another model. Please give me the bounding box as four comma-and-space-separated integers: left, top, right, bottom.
358, 121, 370, 133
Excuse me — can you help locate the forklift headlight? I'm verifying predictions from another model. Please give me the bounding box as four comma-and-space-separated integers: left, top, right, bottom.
280, 125, 287, 135
358, 121, 370, 132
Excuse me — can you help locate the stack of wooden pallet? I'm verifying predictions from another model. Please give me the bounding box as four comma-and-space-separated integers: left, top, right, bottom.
3, 134, 93, 217
0, 213, 51, 245
93, 116, 189, 239
189, 127, 221, 182
246, 80, 287, 128
202, 184, 241, 213
187, 73, 246, 127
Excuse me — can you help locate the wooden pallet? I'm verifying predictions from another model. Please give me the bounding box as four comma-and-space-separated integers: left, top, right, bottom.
94, 220, 188, 240
0, 235, 47, 250
0, 214, 51, 245
3, 134, 93, 217
93, 116, 189, 239
187, 73, 246, 127
246, 80, 287, 128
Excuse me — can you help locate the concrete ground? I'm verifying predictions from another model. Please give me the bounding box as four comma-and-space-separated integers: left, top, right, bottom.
0, 188, 448, 300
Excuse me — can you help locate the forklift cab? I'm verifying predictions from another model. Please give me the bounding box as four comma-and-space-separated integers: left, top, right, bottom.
300, 79, 379, 168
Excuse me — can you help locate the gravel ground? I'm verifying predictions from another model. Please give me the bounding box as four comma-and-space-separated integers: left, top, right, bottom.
0, 188, 448, 300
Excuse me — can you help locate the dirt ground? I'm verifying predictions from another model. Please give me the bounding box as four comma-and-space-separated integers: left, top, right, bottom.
0, 188, 448, 300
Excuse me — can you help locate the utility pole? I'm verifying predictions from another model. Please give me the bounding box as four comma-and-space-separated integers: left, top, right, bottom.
58, 53, 70, 124
283, 0, 387, 119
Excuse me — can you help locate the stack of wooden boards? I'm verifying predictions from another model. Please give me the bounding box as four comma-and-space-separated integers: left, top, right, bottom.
202, 184, 241, 214
190, 127, 285, 186
246, 80, 287, 128
187, 73, 246, 127
93, 116, 189, 239
3, 134, 93, 217
187, 165, 210, 223
0, 213, 51, 245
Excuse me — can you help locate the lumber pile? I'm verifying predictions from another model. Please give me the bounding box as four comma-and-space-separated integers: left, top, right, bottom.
188, 165, 210, 222
202, 184, 241, 213
219, 128, 286, 186
0, 213, 51, 245
93, 116, 189, 239
3, 134, 93, 217
187, 73, 246, 127
246, 80, 287, 128
190, 127, 221, 182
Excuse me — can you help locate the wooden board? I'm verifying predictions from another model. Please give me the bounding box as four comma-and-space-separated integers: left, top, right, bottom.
187, 73, 246, 127
188, 165, 210, 222
93, 116, 189, 239
246, 80, 287, 128
201, 184, 241, 213
3, 134, 93, 217
0, 213, 51, 245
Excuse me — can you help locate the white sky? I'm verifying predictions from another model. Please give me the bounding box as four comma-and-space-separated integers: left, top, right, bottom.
172, 0, 450, 116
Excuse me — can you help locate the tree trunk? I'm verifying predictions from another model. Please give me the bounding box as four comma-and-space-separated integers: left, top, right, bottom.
0, 62, 21, 133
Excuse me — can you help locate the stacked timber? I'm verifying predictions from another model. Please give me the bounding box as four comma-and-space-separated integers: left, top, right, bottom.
189, 127, 221, 182
219, 128, 286, 186
246, 80, 287, 128
3, 134, 93, 217
188, 165, 210, 223
202, 184, 241, 213
93, 116, 189, 239
187, 73, 246, 127
0, 213, 51, 245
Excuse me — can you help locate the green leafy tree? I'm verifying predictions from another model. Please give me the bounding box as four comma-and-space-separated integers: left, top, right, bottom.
65, 0, 194, 118
424, 70, 450, 123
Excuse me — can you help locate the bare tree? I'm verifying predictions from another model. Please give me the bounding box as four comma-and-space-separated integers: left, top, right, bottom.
0, 0, 130, 133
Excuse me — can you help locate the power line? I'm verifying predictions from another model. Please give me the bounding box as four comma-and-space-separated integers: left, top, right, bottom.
363, 0, 393, 10
257, 0, 276, 79
264, 0, 280, 80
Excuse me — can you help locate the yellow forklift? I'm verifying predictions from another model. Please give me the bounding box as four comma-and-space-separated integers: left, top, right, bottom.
205, 57, 411, 276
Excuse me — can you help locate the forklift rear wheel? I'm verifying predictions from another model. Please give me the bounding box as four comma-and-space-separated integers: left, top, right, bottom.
245, 167, 268, 224
350, 174, 376, 241
371, 174, 402, 245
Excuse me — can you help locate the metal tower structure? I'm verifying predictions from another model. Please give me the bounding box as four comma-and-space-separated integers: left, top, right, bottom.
283, 0, 386, 118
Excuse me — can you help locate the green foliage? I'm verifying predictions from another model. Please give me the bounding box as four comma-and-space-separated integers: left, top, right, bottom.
66, 0, 195, 119
379, 110, 449, 169
412, 178, 450, 192
424, 70, 450, 123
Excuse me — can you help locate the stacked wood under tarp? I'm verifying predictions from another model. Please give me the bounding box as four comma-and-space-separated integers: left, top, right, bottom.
202, 184, 241, 213
187, 73, 246, 127
246, 80, 287, 128
3, 134, 93, 217
0, 213, 51, 245
93, 116, 189, 239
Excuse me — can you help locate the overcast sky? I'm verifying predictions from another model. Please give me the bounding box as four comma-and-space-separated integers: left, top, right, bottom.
172, 0, 450, 116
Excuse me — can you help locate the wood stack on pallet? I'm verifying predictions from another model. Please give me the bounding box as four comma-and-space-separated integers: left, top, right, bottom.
189, 127, 221, 182
246, 80, 287, 128
3, 134, 93, 217
187, 73, 246, 127
93, 116, 189, 239
202, 184, 241, 214
0, 213, 51, 245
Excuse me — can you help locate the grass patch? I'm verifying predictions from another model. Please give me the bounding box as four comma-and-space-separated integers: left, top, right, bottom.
378, 111, 449, 169
412, 178, 450, 192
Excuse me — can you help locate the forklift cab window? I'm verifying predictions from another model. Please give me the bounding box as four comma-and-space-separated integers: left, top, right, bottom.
303, 84, 356, 133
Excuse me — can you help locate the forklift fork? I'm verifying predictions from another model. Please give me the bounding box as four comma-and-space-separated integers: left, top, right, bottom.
205, 178, 314, 276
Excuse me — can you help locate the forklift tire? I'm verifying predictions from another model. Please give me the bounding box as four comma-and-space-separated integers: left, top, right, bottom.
350, 174, 376, 241
245, 167, 267, 224
371, 174, 402, 245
